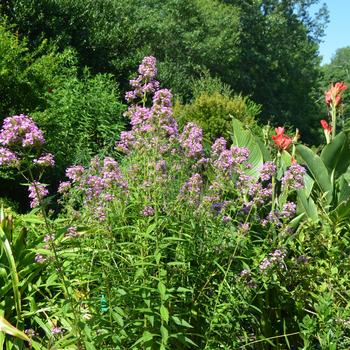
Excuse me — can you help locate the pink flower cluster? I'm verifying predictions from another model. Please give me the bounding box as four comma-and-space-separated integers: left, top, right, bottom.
59, 157, 127, 220
0, 114, 45, 147
0, 147, 19, 167
179, 123, 203, 158
125, 56, 160, 102
28, 181, 49, 208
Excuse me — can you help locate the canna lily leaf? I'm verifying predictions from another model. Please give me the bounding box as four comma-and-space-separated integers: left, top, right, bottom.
321, 131, 350, 180
231, 117, 263, 179
296, 145, 333, 205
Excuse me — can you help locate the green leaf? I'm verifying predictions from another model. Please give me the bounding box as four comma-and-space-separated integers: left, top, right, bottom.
160, 325, 169, 343
296, 144, 333, 204
231, 117, 263, 179
160, 305, 169, 323
0, 224, 21, 320
158, 281, 166, 299
297, 190, 319, 222
0, 316, 30, 343
131, 331, 154, 348
321, 131, 350, 179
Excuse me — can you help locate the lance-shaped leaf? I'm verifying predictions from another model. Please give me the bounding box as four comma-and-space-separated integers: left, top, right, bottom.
296, 145, 333, 205
297, 189, 319, 222
0, 316, 30, 342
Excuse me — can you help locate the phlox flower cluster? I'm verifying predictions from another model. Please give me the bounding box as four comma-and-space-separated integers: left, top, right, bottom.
179, 123, 203, 158
211, 139, 250, 177
33, 153, 55, 167
0, 114, 45, 147
0, 114, 54, 171
281, 164, 306, 190
259, 161, 277, 181
179, 173, 203, 205
59, 157, 127, 220
0, 147, 19, 166
259, 249, 286, 272
125, 56, 159, 102
28, 181, 49, 208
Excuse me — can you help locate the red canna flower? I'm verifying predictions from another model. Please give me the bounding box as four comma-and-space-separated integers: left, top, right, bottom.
272, 127, 293, 150
325, 82, 347, 106
320, 119, 332, 133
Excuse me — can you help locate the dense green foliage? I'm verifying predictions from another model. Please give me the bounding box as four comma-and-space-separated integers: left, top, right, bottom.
32, 67, 125, 173
0, 0, 329, 139
174, 92, 261, 141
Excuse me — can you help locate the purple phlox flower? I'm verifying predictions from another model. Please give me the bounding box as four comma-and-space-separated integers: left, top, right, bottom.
85, 175, 105, 200
259, 258, 272, 271
180, 173, 203, 195
66, 226, 78, 237
266, 210, 281, 226
231, 146, 250, 164
58, 181, 71, 194
153, 88, 172, 108
0, 147, 19, 166
34, 153, 55, 167
180, 173, 203, 205
102, 157, 126, 186
259, 249, 286, 271
28, 182, 49, 208
281, 201, 297, 218
269, 249, 286, 262
239, 222, 250, 233
192, 157, 210, 171
115, 131, 135, 153
236, 170, 253, 191
51, 326, 63, 335
0, 114, 45, 147
248, 182, 272, 204
44, 234, 55, 243
24, 329, 36, 337
211, 137, 227, 157
125, 56, 159, 102
240, 269, 251, 278
281, 164, 306, 190
155, 159, 167, 174
35, 253, 46, 264
141, 205, 155, 217
179, 123, 203, 158
66, 165, 85, 183
241, 201, 253, 215
259, 161, 277, 181
138, 56, 157, 79
211, 202, 225, 214
125, 106, 152, 127
222, 215, 232, 223
297, 255, 308, 264
152, 89, 179, 137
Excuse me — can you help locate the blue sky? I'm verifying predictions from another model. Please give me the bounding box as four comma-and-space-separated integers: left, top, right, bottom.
317, 0, 350, 65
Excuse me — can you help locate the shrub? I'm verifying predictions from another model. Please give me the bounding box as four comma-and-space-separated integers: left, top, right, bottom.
31, 68, 126, 175
174, 91, 261, 141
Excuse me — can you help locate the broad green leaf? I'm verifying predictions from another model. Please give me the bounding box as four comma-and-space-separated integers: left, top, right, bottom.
0, 316, 30, 342
337, 173, 350, 204
296, 144, 333, 204
231, 117, 263, 179
297, 190, 319, 222
321, 131, 350, 179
